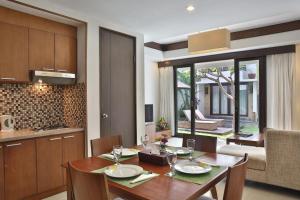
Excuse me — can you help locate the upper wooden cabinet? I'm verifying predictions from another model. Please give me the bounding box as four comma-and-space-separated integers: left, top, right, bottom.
0, 22, 29, 82
55, 34, 77, 73
29, 29, 55, 71
4, 140, 37, 200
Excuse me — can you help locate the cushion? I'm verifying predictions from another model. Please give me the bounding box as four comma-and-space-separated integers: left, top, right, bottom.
218, 145, 266, 171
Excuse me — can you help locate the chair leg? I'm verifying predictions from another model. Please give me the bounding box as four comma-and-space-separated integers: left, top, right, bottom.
210, 186, 218, 200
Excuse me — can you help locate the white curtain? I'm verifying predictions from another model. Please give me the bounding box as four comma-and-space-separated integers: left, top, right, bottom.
159, 67, 175, 135
267, 53, 295, 130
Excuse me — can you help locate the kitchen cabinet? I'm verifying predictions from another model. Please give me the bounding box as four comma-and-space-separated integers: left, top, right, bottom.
37, 136, 64, 193
55, 34, 77, 73
62, 132, 85, 184
0, 145, 4, 200
4, 140, 37, 200
0, 22, 29, 82
29, 28, 55, 71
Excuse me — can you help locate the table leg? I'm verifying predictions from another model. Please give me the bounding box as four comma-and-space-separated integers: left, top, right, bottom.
210, 186, 218, 200
66, 166, 74, 200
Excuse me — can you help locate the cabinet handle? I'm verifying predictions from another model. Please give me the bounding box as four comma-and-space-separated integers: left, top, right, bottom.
1, 77, 16, 80
49, 137, 62, 141
0, 146, 2, 149
64, 135, 75, 139
6, 143, 22, 147
56, 69, 68, 72
43, 67, 55, 71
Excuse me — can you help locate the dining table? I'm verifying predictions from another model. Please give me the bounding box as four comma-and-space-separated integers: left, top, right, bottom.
67, 147, 243, 200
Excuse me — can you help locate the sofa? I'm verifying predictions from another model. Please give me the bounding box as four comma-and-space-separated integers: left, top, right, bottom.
218, 129, 300, 191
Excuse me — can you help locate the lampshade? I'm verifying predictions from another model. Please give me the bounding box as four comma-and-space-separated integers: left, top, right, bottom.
188, 29, 231, 54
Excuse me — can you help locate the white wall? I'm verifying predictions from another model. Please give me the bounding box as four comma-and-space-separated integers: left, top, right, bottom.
16, 0, 145, 156
144, 47, 164, 123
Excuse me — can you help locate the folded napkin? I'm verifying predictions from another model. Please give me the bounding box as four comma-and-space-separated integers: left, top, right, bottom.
100, 154, 115, 160
130, 173, 159, 184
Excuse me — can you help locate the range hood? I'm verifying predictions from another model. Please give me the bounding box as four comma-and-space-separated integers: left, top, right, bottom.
31, 70, 76, 85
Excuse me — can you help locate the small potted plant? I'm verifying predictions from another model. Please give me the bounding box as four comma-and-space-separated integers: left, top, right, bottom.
159, 133, 169, 153
157, 117, 169, 131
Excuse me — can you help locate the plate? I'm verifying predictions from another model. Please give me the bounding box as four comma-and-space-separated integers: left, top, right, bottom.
104, 164, 143, 178
174, 161, 212, 174
111, 148, 139, 157
166, 147, 190, 155
122, 148, 139, 157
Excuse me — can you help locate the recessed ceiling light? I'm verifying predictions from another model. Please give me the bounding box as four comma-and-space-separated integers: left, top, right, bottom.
186, 5, 195, 12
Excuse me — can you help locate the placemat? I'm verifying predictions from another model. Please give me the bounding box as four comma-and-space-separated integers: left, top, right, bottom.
92, 166, 159, 188
98, 154, 137, 162
166, 147, 206, 159
166, 166, 226, 185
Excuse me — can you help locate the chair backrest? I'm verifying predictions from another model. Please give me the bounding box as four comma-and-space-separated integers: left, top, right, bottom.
195, 110, 206, 120
68, 162, 110, 200
223, 154, 248, 200
183, 110, 191, 121
182, 134, 217, 153
91, 135, 122, 156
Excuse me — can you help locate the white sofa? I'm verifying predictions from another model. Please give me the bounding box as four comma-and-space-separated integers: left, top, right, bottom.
218, 129, 300, 191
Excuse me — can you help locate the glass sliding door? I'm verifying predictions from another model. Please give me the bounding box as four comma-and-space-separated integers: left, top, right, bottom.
235, 58, 266, 134
174, 66, 193, 135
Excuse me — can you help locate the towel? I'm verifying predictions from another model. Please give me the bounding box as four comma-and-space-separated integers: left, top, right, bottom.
130, 173, 159, 184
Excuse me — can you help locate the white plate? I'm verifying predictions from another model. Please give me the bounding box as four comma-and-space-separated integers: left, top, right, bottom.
166, 147, 190, 155
175, 161, 212, 174
111, 148, 139, 157
104, 164, 143, 178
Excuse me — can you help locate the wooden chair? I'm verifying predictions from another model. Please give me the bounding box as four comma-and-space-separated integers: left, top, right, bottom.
199, 154, 249, 200
68, 162, 110, 200
182, 134, 217, 153
91, 135, 123, 156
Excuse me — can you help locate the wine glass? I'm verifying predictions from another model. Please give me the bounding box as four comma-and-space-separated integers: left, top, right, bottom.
113, 145, 123, 165
140, 135, 149, 150
187, 139, 195, 161
166, 152, 177, 177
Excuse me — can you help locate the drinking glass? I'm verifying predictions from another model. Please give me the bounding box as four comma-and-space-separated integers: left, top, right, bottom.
166, 152, 177, 177
187, 139, 195, 161
113, 145, 123, 165
140, 135, 149, 150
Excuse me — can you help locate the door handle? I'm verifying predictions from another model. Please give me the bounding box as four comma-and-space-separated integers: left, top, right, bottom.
63, 135, 75, 139
49, 137, 62, 141
101, 113, 108, 119
6, 143, 22, 147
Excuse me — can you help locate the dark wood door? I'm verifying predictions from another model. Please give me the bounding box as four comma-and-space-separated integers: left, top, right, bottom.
62, 132, 85, 184
0, 22, 29, 82
4, 140, 37, 200
55, 34, 77, 73
0, 145, 3, 200
29, 28, 55, 71
100, 28, 136, 147
36, 136, 63, 193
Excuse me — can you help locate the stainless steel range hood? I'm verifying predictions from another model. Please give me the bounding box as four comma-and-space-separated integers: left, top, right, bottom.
31, 70, 76, 85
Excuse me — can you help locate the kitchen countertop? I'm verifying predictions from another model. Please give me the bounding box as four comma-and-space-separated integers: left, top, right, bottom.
0, 128, 85, 143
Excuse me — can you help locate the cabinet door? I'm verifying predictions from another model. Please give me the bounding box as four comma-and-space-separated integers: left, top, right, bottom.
0, 22, 29, 82
62, 132, 85, 184
4, 140, 37, 200
0, 145, 3, 200
55, 34, 77, 73
29, 29, 55, 71
37, 136, 63, 193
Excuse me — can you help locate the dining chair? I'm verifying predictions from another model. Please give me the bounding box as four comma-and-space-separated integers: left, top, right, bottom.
199, 154, 249, 200
91, 135, 123, 156
182, 134, 217, 153
68, 162, 111, 200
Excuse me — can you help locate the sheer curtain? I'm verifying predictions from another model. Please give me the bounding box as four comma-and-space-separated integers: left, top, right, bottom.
159, 67, 175, 135
267, 53, 295, 130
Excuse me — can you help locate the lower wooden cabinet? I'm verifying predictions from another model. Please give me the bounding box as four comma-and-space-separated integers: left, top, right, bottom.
37, 136, 64, 193
4, 140, 37, 200
62, 132, 85, 184
0, 145, 4, 200
0, 131, 85, 199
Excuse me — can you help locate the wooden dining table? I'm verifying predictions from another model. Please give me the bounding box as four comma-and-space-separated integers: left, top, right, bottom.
67, 150, 243, 200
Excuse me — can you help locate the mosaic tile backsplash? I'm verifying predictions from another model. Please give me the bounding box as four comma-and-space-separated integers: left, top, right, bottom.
0, 83, 86, 130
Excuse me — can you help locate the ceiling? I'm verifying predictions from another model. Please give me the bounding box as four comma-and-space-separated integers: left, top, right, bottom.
36, 0, 300, 42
